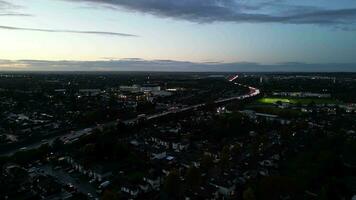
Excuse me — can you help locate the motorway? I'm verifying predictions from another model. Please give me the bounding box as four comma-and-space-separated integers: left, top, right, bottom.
1, 80, 260, 157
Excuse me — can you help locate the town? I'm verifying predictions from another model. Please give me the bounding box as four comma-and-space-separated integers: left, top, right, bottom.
0, 72, 355, 200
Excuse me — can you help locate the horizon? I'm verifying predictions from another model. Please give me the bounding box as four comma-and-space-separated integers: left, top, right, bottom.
1, 0, 356, 71
1, 59, 356, 72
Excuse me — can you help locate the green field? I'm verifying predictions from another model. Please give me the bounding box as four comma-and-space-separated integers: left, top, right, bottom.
257, 97, 340, 105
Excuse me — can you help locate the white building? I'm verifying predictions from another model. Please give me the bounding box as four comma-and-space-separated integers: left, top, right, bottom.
140, 84, 161, 92
119, 85, 141, 93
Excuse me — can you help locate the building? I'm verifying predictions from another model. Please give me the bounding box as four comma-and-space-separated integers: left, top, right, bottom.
78, 89, 101, 96
120, 85, 141, 93
140, 84, 161, 92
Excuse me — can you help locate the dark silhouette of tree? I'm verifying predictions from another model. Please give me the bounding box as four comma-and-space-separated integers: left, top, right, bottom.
257, 176, 298, 200
243, 187, 256, 200
185, 166, 202, 191
220, 145, 230, 170
163, 170, 182, 199
200, 155, 214, 172
101, 190, 119, 200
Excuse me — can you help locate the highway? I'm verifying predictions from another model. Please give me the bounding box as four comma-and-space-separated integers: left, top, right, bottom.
0, 79, 260, 157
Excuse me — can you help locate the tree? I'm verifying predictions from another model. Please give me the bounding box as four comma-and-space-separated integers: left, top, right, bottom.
243, 187, 256, 200
232, 143, 242, 158
257, 176, 298, 200
200, 155, 214, 172
163, 170, 182, 199
51, 138, 64, 151
101, 190, 119, 200
185, 166, 201, 191
70, 193, 88, 200
308, 101, 316, 109
220, 145, 230, 170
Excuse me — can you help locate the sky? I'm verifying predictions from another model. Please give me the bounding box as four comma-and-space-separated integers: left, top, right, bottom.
0, 0, 356, 72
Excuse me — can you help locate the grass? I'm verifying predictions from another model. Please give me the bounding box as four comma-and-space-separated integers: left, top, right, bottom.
259, 98, 295, 104
257, 97, 340, 105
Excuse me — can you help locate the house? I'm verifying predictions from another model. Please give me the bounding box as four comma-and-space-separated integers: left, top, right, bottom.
139, 182, 150, 193
143, 169, 163, 190
143, 176, 161, 191
63, 156, 112, 181
151, 151, 167, 160
149, 137, 170, 149
121, 185, 140, 198
209, 179, 236, 197
172, 141, 189, 152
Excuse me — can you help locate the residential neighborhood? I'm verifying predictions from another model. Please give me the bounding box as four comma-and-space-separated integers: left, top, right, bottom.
0, 72, 355, 200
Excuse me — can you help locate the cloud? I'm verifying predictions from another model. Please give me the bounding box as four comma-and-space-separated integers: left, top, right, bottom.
0, 25, 138, 37
0, 0, 18, 9
333, 24, 356, 31
0, 13, 32, 16
65, 0, 356, 27
0, 59, 30, 70
1, 59, 355, 72
0, 0, 32, 17
0, 0, 135, 36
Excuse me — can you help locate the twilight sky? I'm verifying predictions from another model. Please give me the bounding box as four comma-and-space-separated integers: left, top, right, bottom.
0, 0, 356, 71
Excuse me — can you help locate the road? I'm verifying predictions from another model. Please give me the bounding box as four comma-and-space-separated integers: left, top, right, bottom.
1, 79, 260, 157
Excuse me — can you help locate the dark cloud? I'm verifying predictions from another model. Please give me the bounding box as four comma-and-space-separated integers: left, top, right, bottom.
66, 0, 356, 26
0, 25, 138, 37
0, 0, 135, 36
1, 59, 355, 72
